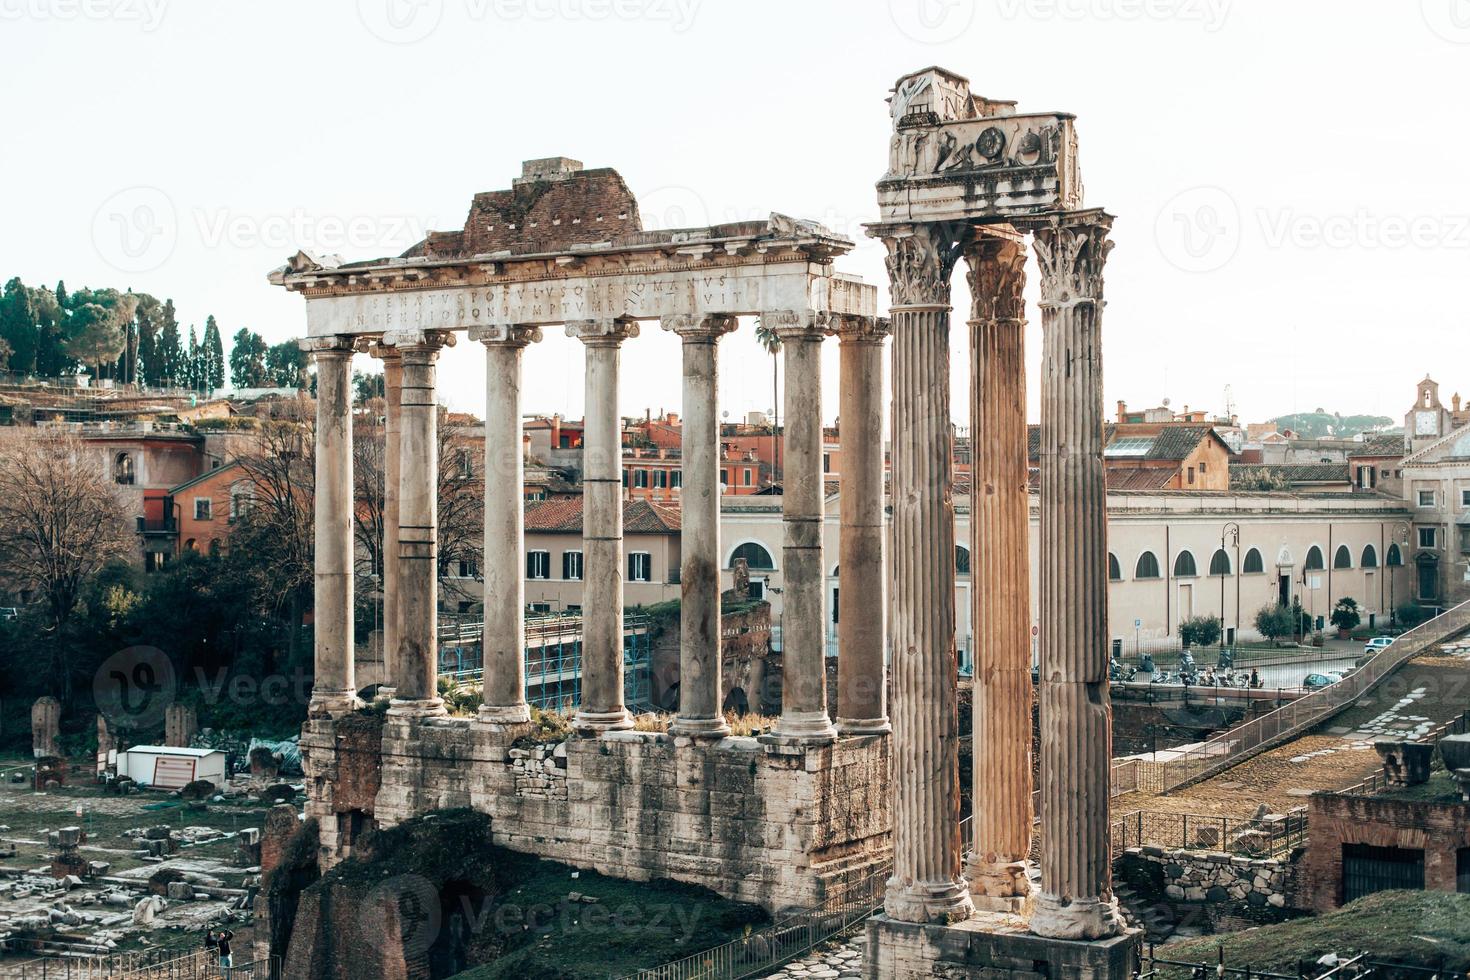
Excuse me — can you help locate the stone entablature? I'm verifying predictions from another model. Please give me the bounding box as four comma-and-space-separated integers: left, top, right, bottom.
270, 215, 875, 338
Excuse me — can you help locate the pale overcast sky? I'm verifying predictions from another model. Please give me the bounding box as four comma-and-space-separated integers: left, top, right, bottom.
3, 0, 1467, 429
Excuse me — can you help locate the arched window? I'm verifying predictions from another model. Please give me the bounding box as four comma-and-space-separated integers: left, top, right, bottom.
955, 545, 970, 575
1334, 545, 1353, 570
1304, 546, 1325, 571
208, 538, 221, 557
729, 541, 775, 571
1108, 553, 1122, 581
1243, 548, 1264, 574
1136, 552, 1161, 579
1362, 545, 1379, 569
114, 452, 134, 485
1209, 549, 1231, 576
184, 538, 197, 552
1387, 544, 1403, 567
1173, 551, 1198, 577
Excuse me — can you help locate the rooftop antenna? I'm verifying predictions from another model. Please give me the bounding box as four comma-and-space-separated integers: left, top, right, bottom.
1223, 384, 1235, 419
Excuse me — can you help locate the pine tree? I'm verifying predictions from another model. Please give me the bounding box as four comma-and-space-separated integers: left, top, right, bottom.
186, 325, 201, 391
135, 295, 161, 386
228, 328, 268, 388
0, 278, 37, 374
31, 285, 67, 377
156, 300, 182, 386
202, 315, 225, 391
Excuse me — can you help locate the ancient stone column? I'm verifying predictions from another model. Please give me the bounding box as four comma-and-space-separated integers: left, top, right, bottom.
472, 324, 542, 726
963, 236, 1035, 907
567, 317, 638, 736
1030, 211, 1121, 940
164, 703, 198, 748
372, 345, 404, 699
830, 314, 891, 736
766, 310, 836, 746
663, 313, 737, 739
31, 697, 60, 759
388, 332, 452, 719
304, 336, 358, 718
876, 223, 972, 923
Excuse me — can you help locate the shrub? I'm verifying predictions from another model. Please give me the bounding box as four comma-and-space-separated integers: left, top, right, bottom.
1330, 597, 1361, 632
1397, 602, 1429, 627
1254, 604, 1296, 641
1179, 615, 1222, 648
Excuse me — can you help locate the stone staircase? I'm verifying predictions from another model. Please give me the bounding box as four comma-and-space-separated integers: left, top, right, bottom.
1114, 882, 1187, 943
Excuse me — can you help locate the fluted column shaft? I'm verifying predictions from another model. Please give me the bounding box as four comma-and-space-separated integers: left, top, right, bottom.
664, 314, 737, 739
306, 338, 357, 718
877, 225, 972, 924
388, 335, 450, 718
1030, 211, 1121, 941
832, 315, 891, 736
768, 311, 836, 745
474, 325, 541, 725
964, 238, 1035, 906
378, 349, 403, 697
568, 317, 638, 736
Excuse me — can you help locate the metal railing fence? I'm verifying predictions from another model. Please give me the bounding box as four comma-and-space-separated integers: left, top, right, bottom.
1156, 601, 1470, 792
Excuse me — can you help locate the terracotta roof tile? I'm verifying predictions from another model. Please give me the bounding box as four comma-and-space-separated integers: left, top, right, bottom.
525, 497, 679, 533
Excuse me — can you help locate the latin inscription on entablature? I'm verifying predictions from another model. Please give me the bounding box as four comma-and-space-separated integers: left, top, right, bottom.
304, 265, 876, 335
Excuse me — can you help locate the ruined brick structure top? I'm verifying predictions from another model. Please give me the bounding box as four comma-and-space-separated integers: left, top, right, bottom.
405, 157, 642, 258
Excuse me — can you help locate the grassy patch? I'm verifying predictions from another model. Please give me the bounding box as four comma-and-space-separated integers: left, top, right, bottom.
1164, 891, 1470, 974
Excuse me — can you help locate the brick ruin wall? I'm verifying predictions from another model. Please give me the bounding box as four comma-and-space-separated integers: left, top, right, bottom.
303, 716, 893, 912
1304, 791, 1470, 911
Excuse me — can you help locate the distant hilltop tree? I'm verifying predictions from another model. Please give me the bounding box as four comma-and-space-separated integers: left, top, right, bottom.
1270, 411, 1394, 440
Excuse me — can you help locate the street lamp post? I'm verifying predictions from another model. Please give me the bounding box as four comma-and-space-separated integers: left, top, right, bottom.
1222, 522, 1241, 655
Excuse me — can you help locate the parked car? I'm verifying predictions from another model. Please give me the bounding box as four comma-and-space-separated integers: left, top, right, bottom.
1303, 672, 1337, 690
0, 608, 16, 621
1363, 636, 1394, 656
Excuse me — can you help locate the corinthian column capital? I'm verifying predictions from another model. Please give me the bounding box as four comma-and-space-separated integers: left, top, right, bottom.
468, 323, 543, 348
964, 238, 1028, 324
762, 309, 822, 341
824, 314, 891, 344
565, 316, 639, 346
879, 223, 966, 308
660, 313, 738, 342
1030, 210, 1114, 310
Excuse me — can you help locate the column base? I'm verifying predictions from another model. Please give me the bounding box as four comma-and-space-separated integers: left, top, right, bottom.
1030, 892, 1125, 941
865, 911, 1140, 980
883, 875, 975, 925
307, 691, 360, 719
571, 708, 633, 737
669, 715, 731, 740
963, 857, 1034, 913
763, 709, 837, 746
476, 703, 532, 727
836, 715, 891, 737
386, 697, 448, 719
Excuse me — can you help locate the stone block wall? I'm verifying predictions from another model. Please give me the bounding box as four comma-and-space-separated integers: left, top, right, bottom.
1121, 846, 1298, 918
865, 915, 1140, 980
301, 713, 384, 865
305, 716, 893, 912
1304, 791, 1470, 911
